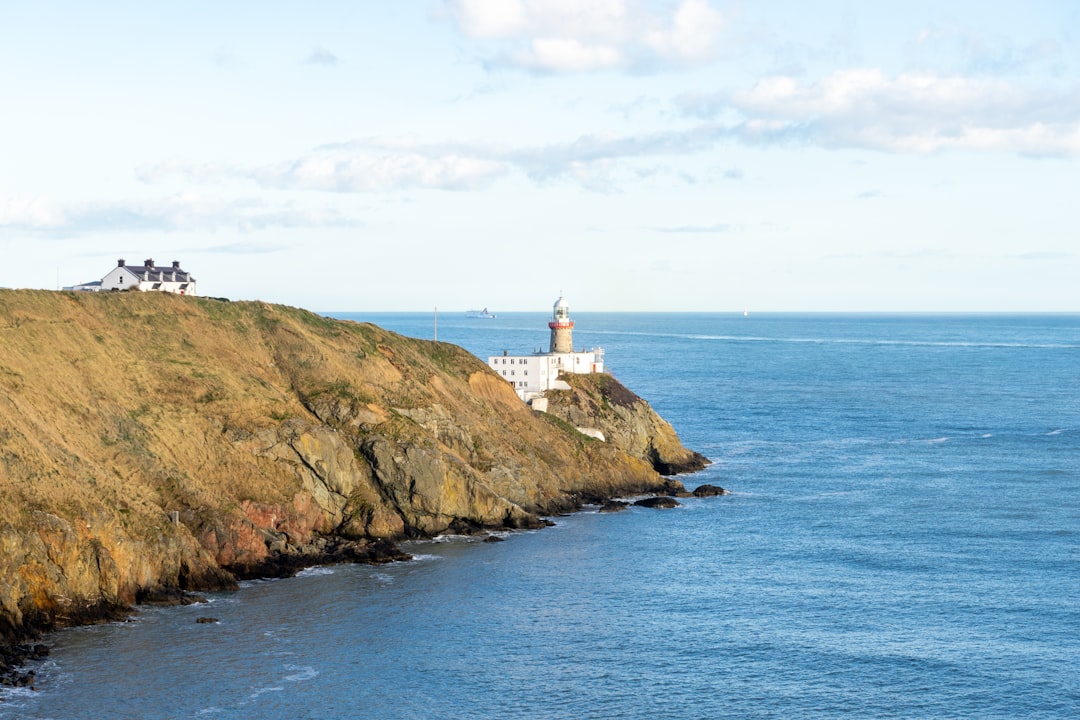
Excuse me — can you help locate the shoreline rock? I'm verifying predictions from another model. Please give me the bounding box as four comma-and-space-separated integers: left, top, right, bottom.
633, 496, 681, 509
0, 290, 710, 659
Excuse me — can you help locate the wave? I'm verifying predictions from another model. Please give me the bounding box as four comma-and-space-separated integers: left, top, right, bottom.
572, 325, 1080, 349
248, 686, 284, 700
681, 334, 1080, 349
283, 665, 319, 683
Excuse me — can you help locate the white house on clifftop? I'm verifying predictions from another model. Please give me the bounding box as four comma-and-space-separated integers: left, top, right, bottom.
488, 295, 604, 404
83, 258, 197, 295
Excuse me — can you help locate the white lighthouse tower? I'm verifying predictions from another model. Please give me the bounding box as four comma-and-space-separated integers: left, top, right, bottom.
487, 294, 605, 403
549, 295, 574, 353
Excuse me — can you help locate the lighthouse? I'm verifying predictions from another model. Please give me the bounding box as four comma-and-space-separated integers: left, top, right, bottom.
487, 294, 604, 403
549, 295, 574, 353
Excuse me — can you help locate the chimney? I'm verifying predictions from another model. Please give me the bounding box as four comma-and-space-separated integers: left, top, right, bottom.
144, 258, 154, 269
117, 259, 125, 267
172, 260, 180, 270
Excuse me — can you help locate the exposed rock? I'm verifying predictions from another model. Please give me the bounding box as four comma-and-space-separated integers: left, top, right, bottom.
0, 290, 702, 651
598, 500, 630, 513
544, 374, 709, 475
692, 484, 729, 497
138, 589, 208, 606
195, 617, 218, 624
482, 535, 504, 543
633, 496, 681, 509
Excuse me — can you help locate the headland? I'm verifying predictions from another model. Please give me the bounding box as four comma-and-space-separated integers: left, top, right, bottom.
0, 289, 705, 669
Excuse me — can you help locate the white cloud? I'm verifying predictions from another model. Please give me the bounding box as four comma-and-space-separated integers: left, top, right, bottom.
304, 47, 340, 65
515, 37, 623, 72
449, 0, 630, 40
654, 223, 732, 233
141, 141, 510, 194
145, 131, 715, 193
680, 69, 1080, 156
0, 193, 359, 236
0, 195, 67, 228
644, 0, 724, 62
908, 24, 1064, 76
254, 145, 509, 192
444, 0, 724, 72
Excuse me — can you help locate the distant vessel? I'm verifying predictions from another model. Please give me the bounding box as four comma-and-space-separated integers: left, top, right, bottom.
466, 308, 497, 319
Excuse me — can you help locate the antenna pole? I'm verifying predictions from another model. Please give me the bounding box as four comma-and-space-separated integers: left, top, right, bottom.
434, 305, 438, 342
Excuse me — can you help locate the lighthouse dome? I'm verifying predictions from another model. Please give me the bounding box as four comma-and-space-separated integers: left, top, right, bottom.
553, 295, 570, 320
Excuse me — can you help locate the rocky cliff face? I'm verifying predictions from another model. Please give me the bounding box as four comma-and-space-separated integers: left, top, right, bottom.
544, 373, 709, 475
0, 290, 700, 648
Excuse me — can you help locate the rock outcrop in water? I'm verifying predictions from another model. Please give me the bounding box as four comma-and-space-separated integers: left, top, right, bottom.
0, 289, 704, 653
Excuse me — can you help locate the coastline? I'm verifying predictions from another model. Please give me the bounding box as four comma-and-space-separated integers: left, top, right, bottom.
0, 290, 708, 685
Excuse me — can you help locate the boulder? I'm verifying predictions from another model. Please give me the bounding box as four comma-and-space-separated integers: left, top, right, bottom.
633, 496, 680, 509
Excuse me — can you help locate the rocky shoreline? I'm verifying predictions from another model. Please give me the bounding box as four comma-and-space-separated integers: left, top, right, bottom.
0, 478, 727, 693
0, 290, 716, 688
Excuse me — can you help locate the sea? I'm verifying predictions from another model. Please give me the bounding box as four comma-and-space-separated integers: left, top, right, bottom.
3, 312, 1078, 719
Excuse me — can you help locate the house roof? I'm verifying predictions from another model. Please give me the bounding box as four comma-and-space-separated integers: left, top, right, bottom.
119, 264, 194, 282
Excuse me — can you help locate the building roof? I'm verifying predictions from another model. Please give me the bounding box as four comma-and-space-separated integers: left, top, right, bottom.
118, 262, 193, 282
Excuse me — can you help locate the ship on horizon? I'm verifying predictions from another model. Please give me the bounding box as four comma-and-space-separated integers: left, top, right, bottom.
466, 307, 497, 319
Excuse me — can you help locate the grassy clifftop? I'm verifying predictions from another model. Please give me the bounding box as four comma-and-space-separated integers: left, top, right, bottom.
0, 289, 689, 645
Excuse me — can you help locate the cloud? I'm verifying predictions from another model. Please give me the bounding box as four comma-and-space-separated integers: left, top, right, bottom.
304, 47, 340, 65
508, 127, 718, 180
678, 69, 1080, 156
1011, 250, 1072, 260
198, 241, 289, 254
142, 129, 719, 194
256, 142, 509, 192
143, 140, 510, 193
0, 193, 359, 236
654, 223, 732, 233
444, 0, 725, 72
909, 25, 1063, 77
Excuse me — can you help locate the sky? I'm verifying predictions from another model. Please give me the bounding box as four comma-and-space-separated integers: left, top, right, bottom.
1, 0, 1078, 312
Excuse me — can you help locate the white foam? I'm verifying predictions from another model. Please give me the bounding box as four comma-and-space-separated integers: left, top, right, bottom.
249, 686, 284, 699
283, 664, 318, 682
296, 565, 335, 577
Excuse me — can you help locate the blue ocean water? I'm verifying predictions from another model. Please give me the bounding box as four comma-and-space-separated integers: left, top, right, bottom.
4, 313, 1078, 719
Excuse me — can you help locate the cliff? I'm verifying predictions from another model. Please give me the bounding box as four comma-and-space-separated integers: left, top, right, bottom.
544, 373, 708, 475
0, 289, 701, 649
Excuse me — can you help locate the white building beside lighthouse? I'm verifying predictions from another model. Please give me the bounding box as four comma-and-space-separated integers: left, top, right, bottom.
488, 295, 605, 403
